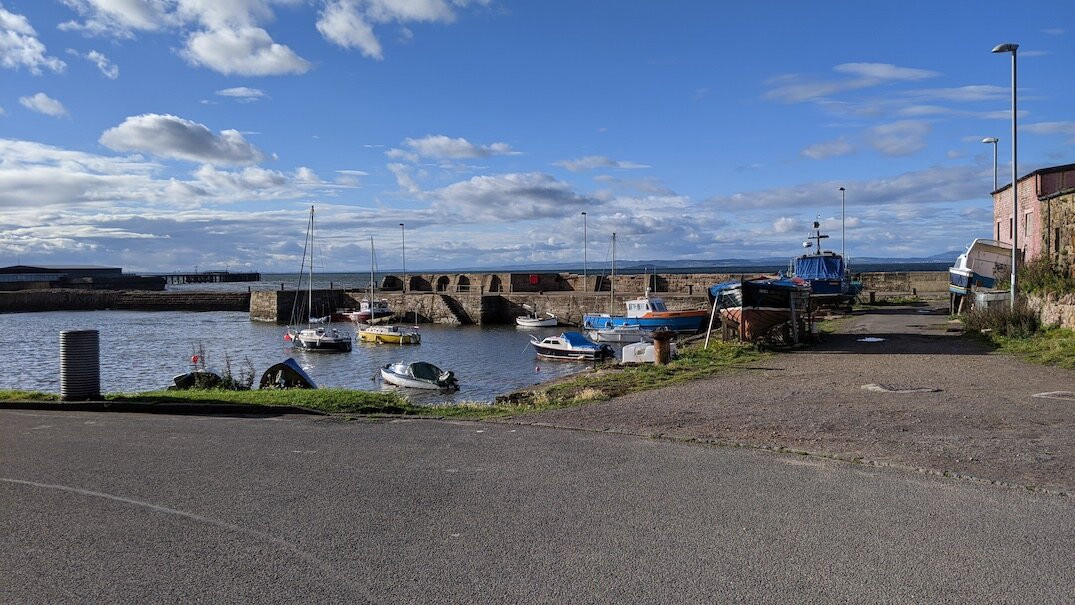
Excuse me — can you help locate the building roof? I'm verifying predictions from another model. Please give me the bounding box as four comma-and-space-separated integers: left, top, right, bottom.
991, 162, 1075, 195
0, 265, 121, 273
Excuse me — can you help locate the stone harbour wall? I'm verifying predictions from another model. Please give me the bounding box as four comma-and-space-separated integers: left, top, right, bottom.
1027, 292, 1075, 330
0, 289, 250, 313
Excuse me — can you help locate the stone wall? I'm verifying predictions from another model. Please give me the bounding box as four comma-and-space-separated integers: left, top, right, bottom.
857, 271, 949, 294
0, 289, 250, 313
1027, 292, 1075, 330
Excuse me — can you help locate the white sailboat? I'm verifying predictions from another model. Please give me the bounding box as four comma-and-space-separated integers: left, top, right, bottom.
286, 206, 353, 352
359, 236, 420, 345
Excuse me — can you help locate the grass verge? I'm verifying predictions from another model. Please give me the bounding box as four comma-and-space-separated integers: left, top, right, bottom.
0, 341, 764, 419
982, 327, 1075, 370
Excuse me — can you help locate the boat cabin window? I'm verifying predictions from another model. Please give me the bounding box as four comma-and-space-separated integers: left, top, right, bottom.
650, 299, 667, 311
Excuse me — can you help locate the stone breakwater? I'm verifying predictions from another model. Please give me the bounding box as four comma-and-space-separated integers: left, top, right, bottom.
0, 289, 250, 313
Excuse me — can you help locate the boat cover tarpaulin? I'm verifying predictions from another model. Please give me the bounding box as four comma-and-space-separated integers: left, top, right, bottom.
795, 255, 845, 280
409, 361, 445, 381
708, 278, 806, 303
561, 331, 600, 349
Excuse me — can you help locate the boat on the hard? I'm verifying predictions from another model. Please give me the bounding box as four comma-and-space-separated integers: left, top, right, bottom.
530, 331, 615, 361
286, 206, 353, 352
948, 238, 1012, 295
791, 220, 862, 308
708, 277, 811, 342
380, 361, 459, 391
259, 358, 317, 389
583, 292, 708, 334
586, 324, 652, 343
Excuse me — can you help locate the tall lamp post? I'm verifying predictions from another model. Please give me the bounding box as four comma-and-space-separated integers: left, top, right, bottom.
982, 137, 999, 193
399, 223, 406, 293
581, 211, 588, 285
839, 187, 846, 259
992, 42, 1018, 308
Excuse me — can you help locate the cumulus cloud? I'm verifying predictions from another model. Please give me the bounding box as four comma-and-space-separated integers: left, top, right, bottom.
182, 26, 311, 76
0, 6, 66, 73
800, 137, 853, 160
402, 134, 518, 159
1023, 121, 1075, 141
99, 113, 265, 165
58, 0, 171, 37
555, 155, 650, 172
432, 172, 598, 222
865, 120, 931, 156
317, 0, 487, 59
19, 93, 68, 117
904, 85, 1008, 102
215, 86, 267, 102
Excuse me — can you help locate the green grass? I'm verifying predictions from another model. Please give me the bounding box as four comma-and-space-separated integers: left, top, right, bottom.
854, 295, 923, 308
986, 328, 1075, 370
0, 341, 764, 418
499, 341, 765, 410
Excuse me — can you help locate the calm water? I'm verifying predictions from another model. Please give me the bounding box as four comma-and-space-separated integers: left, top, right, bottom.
0, 311, 594, 404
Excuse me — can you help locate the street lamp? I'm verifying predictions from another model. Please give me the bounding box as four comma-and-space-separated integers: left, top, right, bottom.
981, 137, 999, 193
581, 211, 587, 285
839, 187, 846, 259
399, 223, 406, 293
992, 42, 1018, 308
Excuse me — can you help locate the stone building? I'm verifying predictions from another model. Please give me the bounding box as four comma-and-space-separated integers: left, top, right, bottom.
992, 162, 1075, 275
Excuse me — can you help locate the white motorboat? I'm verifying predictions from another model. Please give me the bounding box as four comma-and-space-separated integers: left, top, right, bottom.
516, 312, 558, 327
381, 361, 458, 390
359, 323, 421, 344
948, 238, 1012, 295
587, 324, 651, 343
530, 331, 614, 361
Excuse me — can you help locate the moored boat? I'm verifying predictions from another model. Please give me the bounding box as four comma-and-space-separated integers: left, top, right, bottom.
380, 361, 459, 391
359, 324, 421, 344
530, 331, 614, 361
285, 206, 353, 353
791, 220, 862, 308
582, 293, 708, 334
516, 312, 558, 327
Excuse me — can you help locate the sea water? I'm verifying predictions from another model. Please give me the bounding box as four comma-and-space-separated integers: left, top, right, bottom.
0, 310, 590, 404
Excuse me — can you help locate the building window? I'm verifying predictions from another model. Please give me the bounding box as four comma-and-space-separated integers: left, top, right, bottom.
1025, 212, 1032, 238
1009, 217, 1013, 238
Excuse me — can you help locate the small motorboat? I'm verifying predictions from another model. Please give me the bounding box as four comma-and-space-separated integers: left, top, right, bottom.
516, 312, 558, 328
587, 324, 651, 343
381, 361, 459, 391
259, 358, 317, 389
620, 341, 678, 364
530, 331, 614, 361
359, 324, 421, 344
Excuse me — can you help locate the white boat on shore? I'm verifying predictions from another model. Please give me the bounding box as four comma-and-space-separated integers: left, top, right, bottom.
381, 361, 458, 390
587, 324, 651, 343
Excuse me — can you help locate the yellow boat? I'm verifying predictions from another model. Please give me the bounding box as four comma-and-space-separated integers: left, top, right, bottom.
359, 324, 421, 344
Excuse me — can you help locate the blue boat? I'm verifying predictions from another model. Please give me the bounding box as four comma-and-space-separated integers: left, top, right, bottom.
530, 331, 615, 361
582, 294, 709, 334
948, 239, 1011, 296
792, 221, 862, 308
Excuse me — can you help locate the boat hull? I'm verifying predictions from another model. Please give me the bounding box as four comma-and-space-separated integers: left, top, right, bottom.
719, 307, 793, 341
380, 362, 458, 390
532, 344, 614, 361
359, 329, 420, 344
581, 312, 706, 334
516, 316, 558, 327
291, 327, 352, 352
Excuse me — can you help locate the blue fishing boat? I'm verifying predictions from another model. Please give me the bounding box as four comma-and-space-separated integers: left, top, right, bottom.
791, 221, 862, 308
582, 294, 709, 334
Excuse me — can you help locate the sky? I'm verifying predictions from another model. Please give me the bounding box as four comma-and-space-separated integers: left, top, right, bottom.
0, 0, 1073, 273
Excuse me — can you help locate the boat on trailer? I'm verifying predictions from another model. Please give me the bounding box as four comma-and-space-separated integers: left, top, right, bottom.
708, 277, 811, 342
381, 361, 458, 390
530, 331, 615, 361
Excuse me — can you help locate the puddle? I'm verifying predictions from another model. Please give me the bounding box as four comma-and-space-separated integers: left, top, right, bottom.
857, 337, 885, 342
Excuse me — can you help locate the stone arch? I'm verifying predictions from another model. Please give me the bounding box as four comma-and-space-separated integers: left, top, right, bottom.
436, 275, 451, 292
488, 275, 502, 292
457, 275, 471, 291
382, 275, 403, 291
409, 275, 430, 292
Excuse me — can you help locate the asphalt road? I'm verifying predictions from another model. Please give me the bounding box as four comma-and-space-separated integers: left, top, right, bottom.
2, 410, 1072, 604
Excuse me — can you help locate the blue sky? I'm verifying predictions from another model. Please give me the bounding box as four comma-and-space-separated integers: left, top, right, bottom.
1, 1, 1072, 272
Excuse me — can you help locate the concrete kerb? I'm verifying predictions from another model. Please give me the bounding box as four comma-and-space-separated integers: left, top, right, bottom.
0, 400, 326, 417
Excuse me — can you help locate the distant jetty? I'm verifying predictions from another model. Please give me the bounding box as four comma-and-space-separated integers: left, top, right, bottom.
161, 271, 261, 285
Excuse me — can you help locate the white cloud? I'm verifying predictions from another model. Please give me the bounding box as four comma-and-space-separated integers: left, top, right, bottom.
67, 49, 119, 78
182, 26, 311, 76
765, 62, 939, 103
0, 6, 66, 74
865, 120, 931, 156
99, 113, 265, 165
432, 172, 598, 222
801, 137, 853, 160
403, 134, 518, 159
215, 86, 267, 102
555, 155, 649, 172
772, 217, 798, 234
58, 0, 172, 37
19, 93, 68, 117
317, 0, 488, 59
1022, 121, 1075, 136
1042, 28, 1065, 35
904, 85, 1008, 102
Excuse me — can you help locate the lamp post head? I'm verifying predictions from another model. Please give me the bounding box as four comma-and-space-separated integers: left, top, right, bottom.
981, 137, 999, 144
991, 43, 1018, 53
839, 187, 845, 192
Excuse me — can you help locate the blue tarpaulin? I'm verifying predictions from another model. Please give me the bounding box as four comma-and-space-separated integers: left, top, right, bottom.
795, 255, 845, 280
561, 331, 600, 349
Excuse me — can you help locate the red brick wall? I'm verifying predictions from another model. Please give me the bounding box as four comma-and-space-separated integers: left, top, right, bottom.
992, 176, 1041, 261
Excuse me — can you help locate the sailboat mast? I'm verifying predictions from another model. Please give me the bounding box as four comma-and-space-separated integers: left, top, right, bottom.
369, 235, 375, 321
308, 206, 314, 325
610, 232, 616, 315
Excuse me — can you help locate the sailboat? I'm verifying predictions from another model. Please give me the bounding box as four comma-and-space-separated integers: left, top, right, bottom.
358, 236, 420, 345
285, 206, 353, 352
581, 233, 707, 334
